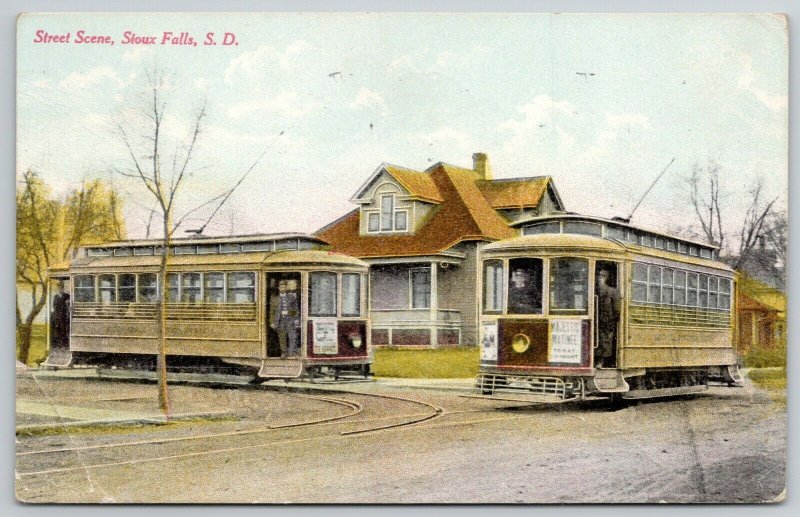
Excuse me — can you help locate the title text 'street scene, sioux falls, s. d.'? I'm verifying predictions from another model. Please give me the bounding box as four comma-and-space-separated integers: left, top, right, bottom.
16, 12, 787, 504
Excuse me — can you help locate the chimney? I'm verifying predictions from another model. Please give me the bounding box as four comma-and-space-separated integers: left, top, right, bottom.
472, 152, 492, 180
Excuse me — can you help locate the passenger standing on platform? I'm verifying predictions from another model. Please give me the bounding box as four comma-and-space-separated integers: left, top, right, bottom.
595, 269, 620, 368
51, 281, 71, 349
271, 279, 300, 358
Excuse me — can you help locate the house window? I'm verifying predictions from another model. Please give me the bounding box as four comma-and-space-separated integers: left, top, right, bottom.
394, 211, 408, 231
380, 195, 394, 231
369, 194, 408, 233
368, 213, 380, 232
410, 269, 431, 309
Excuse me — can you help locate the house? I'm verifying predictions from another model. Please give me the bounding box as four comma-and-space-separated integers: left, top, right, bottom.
316, 153, 563, 347
736, 274, 786, 354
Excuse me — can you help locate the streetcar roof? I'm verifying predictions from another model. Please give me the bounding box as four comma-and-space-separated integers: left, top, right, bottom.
67, 249, 369, 270
510, 213, 719, 251
79, 232, 327, 250
482, 234, 734, 272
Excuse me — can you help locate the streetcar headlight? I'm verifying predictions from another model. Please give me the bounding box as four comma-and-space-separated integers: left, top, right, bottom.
349, 333, 362, 349
512, 333, 531, 354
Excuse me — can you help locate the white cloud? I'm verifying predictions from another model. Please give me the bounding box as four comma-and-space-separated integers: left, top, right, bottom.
736, 53, 787, 112
59, 66, 124, 91
224, 41, 308, 84
32, 79, 50, 89
349, 87, 389, 116
226, 91, 319, 119
194, 78, 209, 91
122, 47, 154, 63
499, 94, 576, 153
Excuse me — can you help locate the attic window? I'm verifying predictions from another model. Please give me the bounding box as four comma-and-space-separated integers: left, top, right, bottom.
367, 194, 408, 233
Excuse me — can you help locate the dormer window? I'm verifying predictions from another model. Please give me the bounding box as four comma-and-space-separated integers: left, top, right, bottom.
367, 194, 408, 233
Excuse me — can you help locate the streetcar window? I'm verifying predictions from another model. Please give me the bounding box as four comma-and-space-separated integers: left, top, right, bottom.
181, 273, 201, 303
167, 273, 180, 302
563, 221, 602, 237
549, 258, 588, 314
507, 258, 543, 314
661, 269, 674, 304
674, 270, 687, 305
220, 243, 240, 254
410, 269, 431, 309
689, 246, 699, 257
647, 266, 662, 303
524, 221, 560, 235
98, 274, 116, 304
342, 273, 361, 316
632, 263, 648, 302
653, 237, 664, 249
700, 248, 712, 259
197, 244, 218, 255
242, 242, 272, 252
719, 278, 731, 309
698, 274, 709, 308
138, 274, 158, 302
605, 225, 625, 240
275, 239, 299, 250
113, 248, 132, 256
204, 273, 225, 303
74, 275, 96, 302
175, 245, 196, 255
677, 242, 687, 254
483, 260, 504, 313
666, 240, 676, 252
227, 272, 255, 303
133, 247, 154, 256
640, 234, 653, 247
310, 272, 337, 316
624, 229, 638, 243
119, 274, 136, 302
708, 276, 719, 308
687, 273, 699, 306
87, 248, 111, 257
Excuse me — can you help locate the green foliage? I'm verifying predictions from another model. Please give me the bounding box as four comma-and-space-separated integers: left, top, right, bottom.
372, 347, 479, 378
16, 324, 47, 366
743, 341, 787, 368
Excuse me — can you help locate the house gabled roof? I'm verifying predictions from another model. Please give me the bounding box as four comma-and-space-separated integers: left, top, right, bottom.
476, 176, 558, 209
350, 163, 443, 204
738, 292, 779, 313
318, 160, 556, 259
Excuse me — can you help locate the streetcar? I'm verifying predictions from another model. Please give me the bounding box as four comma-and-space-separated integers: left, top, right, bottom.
46, 233, 371, 380
476, 214, 743, 400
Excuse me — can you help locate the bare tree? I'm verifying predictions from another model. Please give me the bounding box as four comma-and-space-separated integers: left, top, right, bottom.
685, 162, 780, 271
114, 69, 207, 416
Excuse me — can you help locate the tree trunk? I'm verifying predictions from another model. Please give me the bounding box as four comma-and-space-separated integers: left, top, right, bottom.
17, 323, 33, 365
157, 216, 172, 417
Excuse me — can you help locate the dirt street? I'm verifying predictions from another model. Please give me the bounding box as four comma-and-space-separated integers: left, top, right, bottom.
16, 374, 785, 503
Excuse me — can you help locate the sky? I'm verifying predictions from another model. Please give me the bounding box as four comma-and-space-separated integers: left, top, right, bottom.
16, 12, 788, 247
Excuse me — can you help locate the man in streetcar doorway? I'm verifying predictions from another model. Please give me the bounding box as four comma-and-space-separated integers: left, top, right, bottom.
51, 280, 71, 349
272, 279, 300, 358
595, 269, 620, 368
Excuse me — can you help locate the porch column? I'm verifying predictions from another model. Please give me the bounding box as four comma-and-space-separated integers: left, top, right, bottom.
430, 261, 438, 348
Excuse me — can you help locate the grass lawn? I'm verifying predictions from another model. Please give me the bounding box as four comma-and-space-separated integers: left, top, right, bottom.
17, 324, 48, 367
747, 368, 787, 407
373, 347, 479, 378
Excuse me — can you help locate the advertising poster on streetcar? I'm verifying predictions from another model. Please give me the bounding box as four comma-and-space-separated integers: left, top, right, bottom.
13, 6, 787, 505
